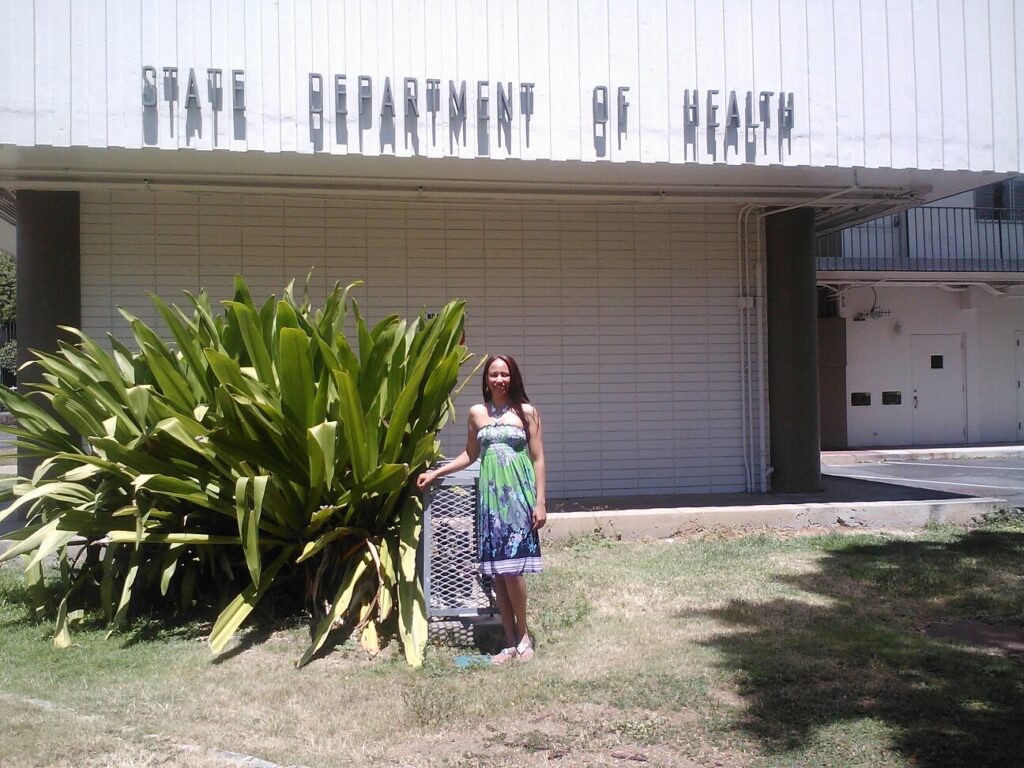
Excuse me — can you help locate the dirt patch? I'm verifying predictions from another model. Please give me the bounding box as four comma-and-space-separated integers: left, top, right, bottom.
708, 689, 746, 709
383, 703, 748, 767
923, 620, 1024, 657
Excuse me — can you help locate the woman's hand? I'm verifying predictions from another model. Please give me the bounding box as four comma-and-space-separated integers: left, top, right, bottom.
532, 501, 547, 530
415, 470, 437, 491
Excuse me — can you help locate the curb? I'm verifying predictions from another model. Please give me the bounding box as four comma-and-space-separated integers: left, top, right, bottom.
822, 445, 1024, 466
544, 497, 1007, 540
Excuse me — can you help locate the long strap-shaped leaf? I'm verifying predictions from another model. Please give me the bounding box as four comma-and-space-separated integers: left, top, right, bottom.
297, 548, 374, 668
235, 476, 268, 584
397, 494, 427, 667
209, 545, 294, 653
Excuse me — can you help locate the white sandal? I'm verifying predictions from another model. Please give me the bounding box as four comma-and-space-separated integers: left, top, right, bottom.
491, 645, 518, 665
515, 635, 534, 663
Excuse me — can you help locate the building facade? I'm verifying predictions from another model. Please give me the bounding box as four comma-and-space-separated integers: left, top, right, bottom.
818, 180, 1024, 449
2, 0, 1023, 496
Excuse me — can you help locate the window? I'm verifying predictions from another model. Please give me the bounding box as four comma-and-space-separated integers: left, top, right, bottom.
882, 391, 902, 405
851, 392, 871, 406
974, 178, 1024, 222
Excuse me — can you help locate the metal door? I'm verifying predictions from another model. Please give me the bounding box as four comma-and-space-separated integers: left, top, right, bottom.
911, 334, 966, 445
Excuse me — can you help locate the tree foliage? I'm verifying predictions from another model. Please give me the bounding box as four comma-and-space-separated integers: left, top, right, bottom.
0, 249, 14, 324
0, 340, 15, 375
0, 276, 471, 666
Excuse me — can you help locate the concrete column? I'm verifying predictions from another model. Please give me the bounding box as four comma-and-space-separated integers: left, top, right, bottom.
15, 191, 81, 478
766, 207, 822, 493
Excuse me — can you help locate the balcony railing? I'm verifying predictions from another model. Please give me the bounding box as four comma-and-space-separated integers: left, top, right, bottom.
815, 207, 1024, 272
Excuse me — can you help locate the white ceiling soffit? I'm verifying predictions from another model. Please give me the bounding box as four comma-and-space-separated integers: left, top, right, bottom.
0, 145, 1011, 204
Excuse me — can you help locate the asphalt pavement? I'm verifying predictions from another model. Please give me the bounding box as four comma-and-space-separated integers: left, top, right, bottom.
824, 456, 1024, 508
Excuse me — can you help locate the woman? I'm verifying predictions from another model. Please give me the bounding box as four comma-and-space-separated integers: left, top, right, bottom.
416, 354, 547, 664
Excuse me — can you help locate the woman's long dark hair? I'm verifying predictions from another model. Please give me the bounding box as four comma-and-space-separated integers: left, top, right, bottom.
482, 354, 532, 442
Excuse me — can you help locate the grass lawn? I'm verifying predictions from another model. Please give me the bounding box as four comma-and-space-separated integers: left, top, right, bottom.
1, 521, 1022, 768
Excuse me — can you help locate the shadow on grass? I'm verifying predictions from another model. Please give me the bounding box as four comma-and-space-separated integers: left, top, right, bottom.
119, 614, 211, 648
688, 528, 1024, 767
211, 623, 275, 664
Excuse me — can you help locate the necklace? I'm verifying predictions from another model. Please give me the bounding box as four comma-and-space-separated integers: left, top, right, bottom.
488, 400, 512, 420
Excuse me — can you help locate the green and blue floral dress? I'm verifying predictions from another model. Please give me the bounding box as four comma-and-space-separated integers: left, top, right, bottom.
477, 406, 543, 576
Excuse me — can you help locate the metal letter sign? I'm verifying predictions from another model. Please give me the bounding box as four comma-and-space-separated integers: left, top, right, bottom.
359, 76, 373, 118
593, 86, 609, 125
136, 61, 806, 164
404, 78, 419, 117
207, 69, 223, 110
309, 74, 324, 116
142, 66, 158, 106
185, 68, 200, 109
684, 89, 699, 127
232, 70, 245, 111
335, 75, 347, 116
477, 81, 489, 121
449, 80, 466, 119
380, 77, 395, 118
497, 82, 513, 122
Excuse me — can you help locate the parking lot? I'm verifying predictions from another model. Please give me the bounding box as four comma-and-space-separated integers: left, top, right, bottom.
824, 456, 1024, 508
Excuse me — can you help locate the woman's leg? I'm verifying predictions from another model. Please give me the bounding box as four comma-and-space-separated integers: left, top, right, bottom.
501, 574, 529, 646
492, 576, 518, 648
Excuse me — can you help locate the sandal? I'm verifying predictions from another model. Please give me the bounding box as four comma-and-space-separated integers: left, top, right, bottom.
515, 635, 535, 663
491, 646, 518, 665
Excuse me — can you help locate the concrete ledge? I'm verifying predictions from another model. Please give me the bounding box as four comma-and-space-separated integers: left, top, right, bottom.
544, 497, 1007, 540
823, 445, 1024, 466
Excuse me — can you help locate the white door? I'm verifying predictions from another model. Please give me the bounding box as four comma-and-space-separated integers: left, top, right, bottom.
1017, 333, 1024, 440
911, 334, 966, 445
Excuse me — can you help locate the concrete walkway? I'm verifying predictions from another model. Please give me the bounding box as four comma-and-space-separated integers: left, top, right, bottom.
822, 442, 1024, 466
546, 473, 1008, 541
547, 443, 1024, 540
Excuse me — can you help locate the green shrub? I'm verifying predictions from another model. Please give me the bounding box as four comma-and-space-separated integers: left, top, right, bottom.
0, 249, 14, 325
0, 276, 470, 666
0, 339, 16, 375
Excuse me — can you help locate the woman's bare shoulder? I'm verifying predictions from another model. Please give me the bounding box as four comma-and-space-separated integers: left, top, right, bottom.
523, 402, 540, 416
466, 403, 488, 429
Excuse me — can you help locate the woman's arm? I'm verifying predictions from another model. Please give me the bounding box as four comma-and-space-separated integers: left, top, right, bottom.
415, 406, 482, 490
526, 405, 547, 530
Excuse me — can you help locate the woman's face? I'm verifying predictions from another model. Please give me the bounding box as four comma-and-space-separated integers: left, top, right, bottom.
487, 358, 512, 399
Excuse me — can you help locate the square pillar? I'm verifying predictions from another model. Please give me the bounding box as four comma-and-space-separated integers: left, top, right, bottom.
766, 207, 822, 493
15, 191, 81, 479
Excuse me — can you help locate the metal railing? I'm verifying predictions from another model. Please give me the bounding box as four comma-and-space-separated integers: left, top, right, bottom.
816, 207, 1024, 272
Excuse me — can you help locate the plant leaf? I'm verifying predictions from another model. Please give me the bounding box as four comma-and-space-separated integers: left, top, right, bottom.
209, 546, 294, 654
297, 548, 374, 667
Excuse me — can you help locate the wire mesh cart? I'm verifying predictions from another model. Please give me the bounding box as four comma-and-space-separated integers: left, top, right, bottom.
422, 463, 496, 622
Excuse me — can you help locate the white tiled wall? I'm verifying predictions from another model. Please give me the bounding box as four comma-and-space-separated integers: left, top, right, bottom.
81, 190, 750, 498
